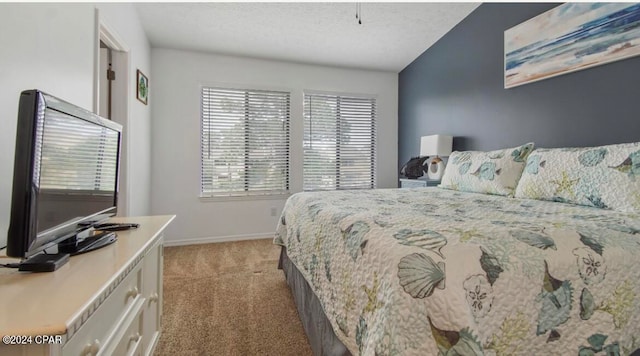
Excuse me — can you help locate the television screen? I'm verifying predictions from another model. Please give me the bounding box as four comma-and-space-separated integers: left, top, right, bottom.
36, 107, 119, 232
8, 90, 122, 259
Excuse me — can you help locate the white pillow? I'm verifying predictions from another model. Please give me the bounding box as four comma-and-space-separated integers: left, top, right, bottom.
515, 142, 640, 213
439, 142, 534, 196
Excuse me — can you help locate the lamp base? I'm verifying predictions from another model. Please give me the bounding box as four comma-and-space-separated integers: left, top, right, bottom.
427, 157, 445, 180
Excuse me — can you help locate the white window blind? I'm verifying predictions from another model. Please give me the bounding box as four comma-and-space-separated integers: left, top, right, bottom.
303, 93, 376, 191
201, 87, 290, 197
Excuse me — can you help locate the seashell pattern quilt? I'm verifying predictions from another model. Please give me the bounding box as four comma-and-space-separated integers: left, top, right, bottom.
274, 187, 640, 355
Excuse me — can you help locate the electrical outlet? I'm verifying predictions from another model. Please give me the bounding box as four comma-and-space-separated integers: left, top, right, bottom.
270, 207, 277, 216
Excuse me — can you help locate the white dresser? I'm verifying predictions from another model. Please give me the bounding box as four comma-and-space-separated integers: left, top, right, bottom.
0, 215, 175, 356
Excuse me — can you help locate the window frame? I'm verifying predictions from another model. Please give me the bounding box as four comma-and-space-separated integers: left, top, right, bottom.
199, 84, 292, 200
302, 90, 377, 192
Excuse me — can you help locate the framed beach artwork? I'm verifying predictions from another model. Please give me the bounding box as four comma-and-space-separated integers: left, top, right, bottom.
505, 3, 640, 88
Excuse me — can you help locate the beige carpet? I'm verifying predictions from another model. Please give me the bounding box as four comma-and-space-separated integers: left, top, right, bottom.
155, 239, 312, 356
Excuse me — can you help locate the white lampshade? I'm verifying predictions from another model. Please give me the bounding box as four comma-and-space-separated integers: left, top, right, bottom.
420, 135, 453, 157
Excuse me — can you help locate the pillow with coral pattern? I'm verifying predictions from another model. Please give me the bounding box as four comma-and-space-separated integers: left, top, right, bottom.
439, 142, 534, 196
514, 142, 640, 212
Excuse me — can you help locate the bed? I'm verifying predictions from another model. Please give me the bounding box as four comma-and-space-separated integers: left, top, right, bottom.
274, 142, 640, 355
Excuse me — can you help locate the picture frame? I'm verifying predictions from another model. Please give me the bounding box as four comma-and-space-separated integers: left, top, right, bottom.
505, 3, 640, 88
136, 69, 149, 105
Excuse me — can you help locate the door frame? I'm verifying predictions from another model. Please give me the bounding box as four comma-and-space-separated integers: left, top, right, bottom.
93, 9, 131, 217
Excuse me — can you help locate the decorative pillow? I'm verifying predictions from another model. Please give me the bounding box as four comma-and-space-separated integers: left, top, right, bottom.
439, 142, 534, 196
514, 142, 640, 212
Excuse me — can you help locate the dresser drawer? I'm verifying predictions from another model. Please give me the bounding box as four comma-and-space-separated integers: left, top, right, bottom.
141, 240, 163, 355
106, 299, 144, 356
63, 264, 143, 356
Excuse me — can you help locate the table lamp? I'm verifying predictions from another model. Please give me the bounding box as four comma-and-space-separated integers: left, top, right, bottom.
420, 135, 453, 180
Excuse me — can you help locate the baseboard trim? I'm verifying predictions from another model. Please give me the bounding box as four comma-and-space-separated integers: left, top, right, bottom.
163, 233, 274, 247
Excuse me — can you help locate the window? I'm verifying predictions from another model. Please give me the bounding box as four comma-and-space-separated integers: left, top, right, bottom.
201, 87, 290, 197
303, 92, 376, 191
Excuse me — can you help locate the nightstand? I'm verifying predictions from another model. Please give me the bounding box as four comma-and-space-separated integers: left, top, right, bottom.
399, 178, 440, 188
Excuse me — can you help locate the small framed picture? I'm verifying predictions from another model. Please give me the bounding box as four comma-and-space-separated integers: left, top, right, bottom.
136, 69, 149, 105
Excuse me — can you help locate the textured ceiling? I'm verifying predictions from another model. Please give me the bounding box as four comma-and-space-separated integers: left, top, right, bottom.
135, 3, 480, 73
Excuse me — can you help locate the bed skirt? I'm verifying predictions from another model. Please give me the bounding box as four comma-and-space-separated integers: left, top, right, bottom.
279, 247, 351, 356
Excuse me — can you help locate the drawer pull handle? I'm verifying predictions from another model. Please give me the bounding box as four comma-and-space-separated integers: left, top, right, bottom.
149, 292, 159, 304
126, 286, 139, 300
82, 339, 101, 355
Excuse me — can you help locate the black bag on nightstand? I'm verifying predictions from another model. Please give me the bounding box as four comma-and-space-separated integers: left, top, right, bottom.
400, 156, 429, 179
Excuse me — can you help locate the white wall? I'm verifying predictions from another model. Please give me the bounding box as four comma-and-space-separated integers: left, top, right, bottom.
0, 4, 95, 249
150, 48, 398, 244
0, 3, 151, 248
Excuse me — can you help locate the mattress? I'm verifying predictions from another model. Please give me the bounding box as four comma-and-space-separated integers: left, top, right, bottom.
274, 187, 640, 355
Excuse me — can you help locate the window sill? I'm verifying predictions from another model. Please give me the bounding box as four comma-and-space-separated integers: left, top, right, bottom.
199, 192, 291, 202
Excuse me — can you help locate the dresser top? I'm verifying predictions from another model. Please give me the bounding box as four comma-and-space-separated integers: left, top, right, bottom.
0, 215, 175, 337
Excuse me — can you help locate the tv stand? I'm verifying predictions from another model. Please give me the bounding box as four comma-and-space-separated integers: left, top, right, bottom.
58, 231, 117, 255
16, 230, 118, 273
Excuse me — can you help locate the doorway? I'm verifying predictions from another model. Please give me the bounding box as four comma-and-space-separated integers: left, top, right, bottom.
95, 15, 130, 217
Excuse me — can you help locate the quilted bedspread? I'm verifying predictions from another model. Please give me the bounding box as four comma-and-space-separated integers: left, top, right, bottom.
274, 187, 640, 356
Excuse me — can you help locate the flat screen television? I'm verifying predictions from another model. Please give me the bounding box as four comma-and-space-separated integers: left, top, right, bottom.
7, 90, 122, 271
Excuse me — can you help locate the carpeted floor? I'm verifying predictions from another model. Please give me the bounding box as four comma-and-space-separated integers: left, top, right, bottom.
155, 238, 312, 356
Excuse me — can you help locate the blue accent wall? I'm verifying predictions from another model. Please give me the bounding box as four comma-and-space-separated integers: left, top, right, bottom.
398, 3, 640, 172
